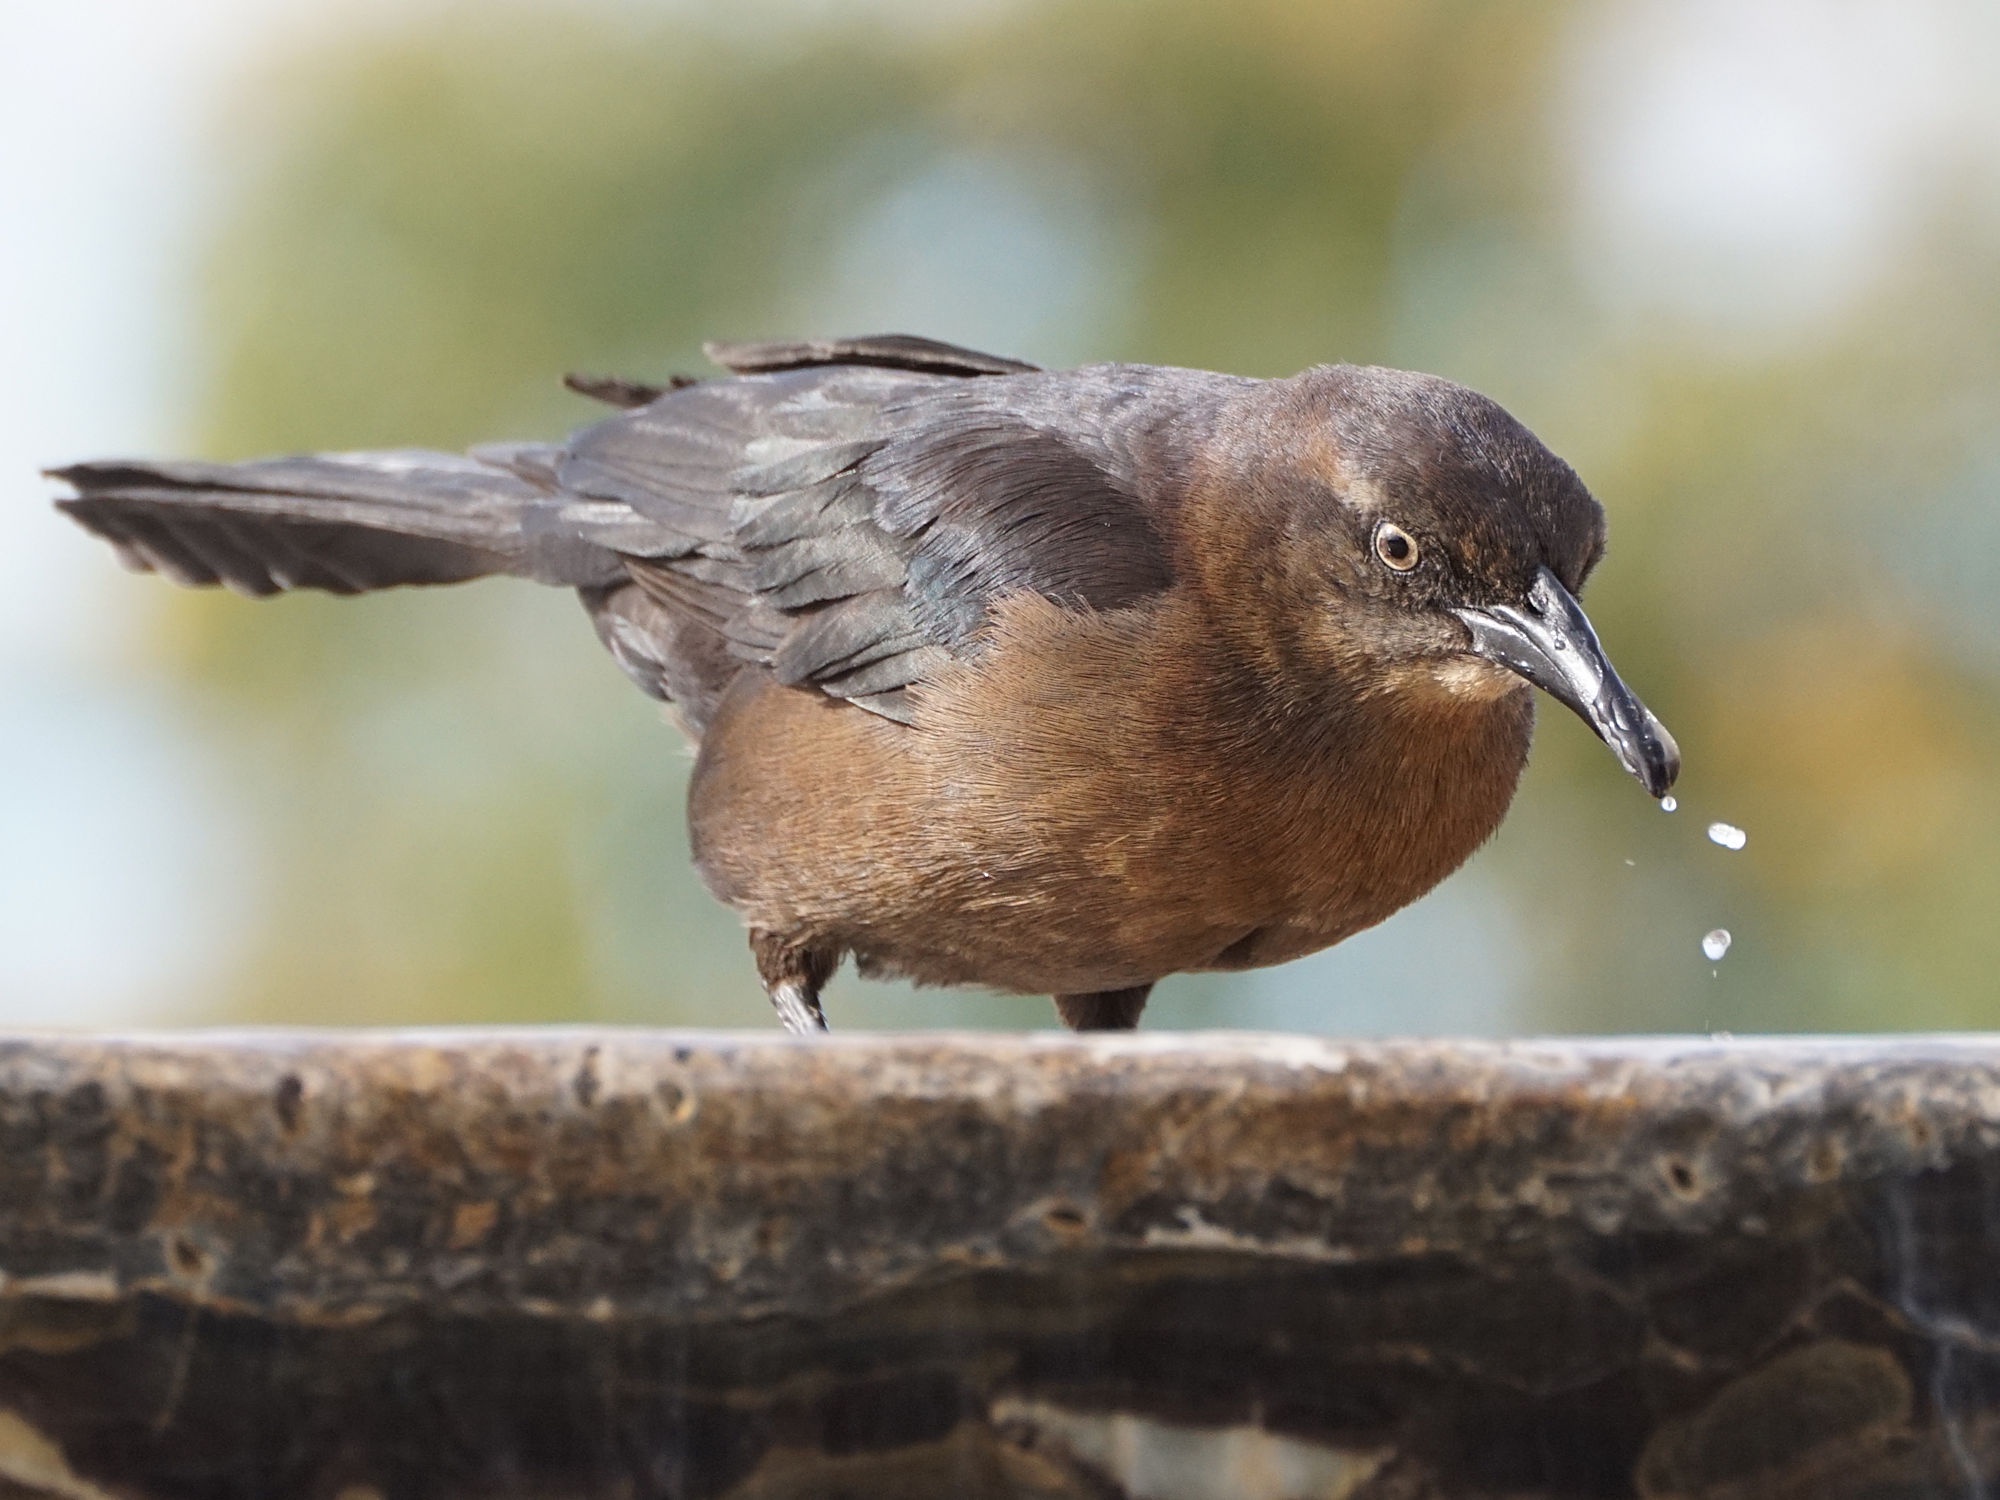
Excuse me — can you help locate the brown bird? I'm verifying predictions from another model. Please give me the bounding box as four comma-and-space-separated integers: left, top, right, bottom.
51, 334, 1678, 1033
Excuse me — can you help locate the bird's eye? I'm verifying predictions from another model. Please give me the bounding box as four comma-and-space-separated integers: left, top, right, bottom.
1374, 522, 1420, 572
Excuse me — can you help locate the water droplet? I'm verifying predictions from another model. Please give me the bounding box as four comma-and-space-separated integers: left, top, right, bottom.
1551, 635, 1567, 651
1707, 821, 1747, 851
1660, 795, 1678, 813
1701, 929, 1732, 962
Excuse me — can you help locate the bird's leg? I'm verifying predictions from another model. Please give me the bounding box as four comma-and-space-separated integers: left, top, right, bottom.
1053, 985, 1152, 1032
750, 930, 839, 1034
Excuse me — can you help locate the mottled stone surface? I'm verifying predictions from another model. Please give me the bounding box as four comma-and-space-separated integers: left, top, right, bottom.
3, 1032, 1999, 1498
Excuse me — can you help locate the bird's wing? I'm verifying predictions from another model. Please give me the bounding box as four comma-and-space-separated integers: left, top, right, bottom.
51, 337, 1217, 732
564, 349, 1201, 724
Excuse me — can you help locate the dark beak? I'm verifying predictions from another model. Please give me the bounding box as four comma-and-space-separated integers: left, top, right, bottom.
1453, 566, 1680, 798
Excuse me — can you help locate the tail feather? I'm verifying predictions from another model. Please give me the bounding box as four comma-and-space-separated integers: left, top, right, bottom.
50, 450, 629, 597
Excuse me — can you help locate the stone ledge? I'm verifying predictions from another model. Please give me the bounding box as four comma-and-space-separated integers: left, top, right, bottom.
3, 1032, 1998, 1498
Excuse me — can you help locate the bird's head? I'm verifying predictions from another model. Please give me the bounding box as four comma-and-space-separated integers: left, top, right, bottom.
1203, 363, 1679, 799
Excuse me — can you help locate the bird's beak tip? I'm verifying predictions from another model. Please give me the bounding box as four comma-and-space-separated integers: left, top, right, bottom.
1634, 712, 1681, 799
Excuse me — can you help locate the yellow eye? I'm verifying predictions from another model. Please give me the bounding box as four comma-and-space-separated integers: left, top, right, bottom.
1374, 522, 1420, 571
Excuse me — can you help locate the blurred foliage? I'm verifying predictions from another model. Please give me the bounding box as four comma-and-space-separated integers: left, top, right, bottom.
154, 0, 2000, 1030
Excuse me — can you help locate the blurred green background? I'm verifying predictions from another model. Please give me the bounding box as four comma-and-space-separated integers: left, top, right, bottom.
8, 0, 1999, 1033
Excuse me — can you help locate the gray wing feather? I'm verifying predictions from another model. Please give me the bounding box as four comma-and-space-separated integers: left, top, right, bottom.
703, 333, 1039, 379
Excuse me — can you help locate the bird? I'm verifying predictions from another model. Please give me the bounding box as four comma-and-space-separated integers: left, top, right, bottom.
51, 333, 1678, 1034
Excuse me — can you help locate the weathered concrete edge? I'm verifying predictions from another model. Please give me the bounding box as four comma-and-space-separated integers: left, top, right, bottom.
4, 1030, 1998, 1329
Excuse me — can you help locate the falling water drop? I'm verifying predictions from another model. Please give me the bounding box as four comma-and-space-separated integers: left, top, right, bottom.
1660, 795, 1678, 813
1707, 822, 1747, 851
1701, 929, 1732, 962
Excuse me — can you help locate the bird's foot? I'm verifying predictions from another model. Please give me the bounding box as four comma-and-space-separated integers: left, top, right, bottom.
768, 980, 828, 1034
750, 929, 839, 1035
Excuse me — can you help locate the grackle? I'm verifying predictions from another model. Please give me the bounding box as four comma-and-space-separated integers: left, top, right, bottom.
52, 335, 1678, 1032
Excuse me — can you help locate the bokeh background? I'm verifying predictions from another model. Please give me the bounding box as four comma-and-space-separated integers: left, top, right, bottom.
4, 0, 1998, 1034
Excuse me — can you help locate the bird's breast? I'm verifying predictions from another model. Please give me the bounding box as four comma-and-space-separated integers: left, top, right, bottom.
690, 592, 1534, 994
